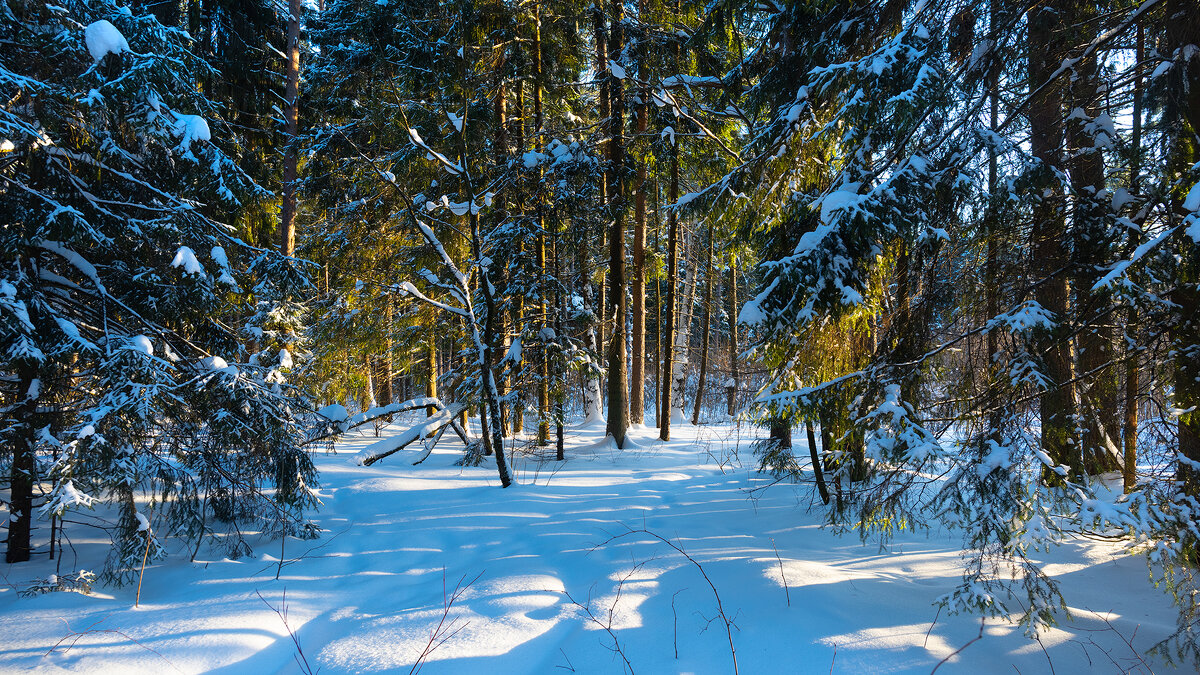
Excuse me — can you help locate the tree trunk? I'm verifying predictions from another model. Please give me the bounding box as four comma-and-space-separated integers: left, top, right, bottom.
806, 418, 830, 505
726, 254, 739, 417
692, 226, 714, 425
630, 0, 649, 426
426, 321, 438, 417
1028, 4, 1079, 486
659, 134, 681, 441
6, 367, 37, 563
553, 209, 567, 461
770, 417, 791, 449
1166, 0, 1200, 498
604, 0, 630, 448
279, 0, 300, 257
475, 209, 513, 486
594, 2, 610, 381
985, 0, 1001, 444
535, 12, 551, 446
1123, 22, 1145, 493
672, 235, 699, 421
1067, 0, 1119, 475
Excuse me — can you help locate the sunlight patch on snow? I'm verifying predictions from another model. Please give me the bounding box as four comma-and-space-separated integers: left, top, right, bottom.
821, 622, 955, 659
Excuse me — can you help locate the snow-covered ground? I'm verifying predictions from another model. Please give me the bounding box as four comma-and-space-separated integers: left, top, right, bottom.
0, 418, 1180, 673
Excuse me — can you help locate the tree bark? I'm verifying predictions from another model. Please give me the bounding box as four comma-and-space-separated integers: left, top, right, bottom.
593, 2, 610, 377
985, 0, 1001, 443
660, 133, 681, 440
425, 321, 438, 417
1166, 0, 1200, 498
726, 254, 739, 417
1123, 21, 1145, 493
692, 226, 714, 425
806, 418, 830, 505
1067, 0, 1119, 475
604, 0, 630, 448
535, 11, 551, 446
672, 235, 699, 419
1028, 4, 1080, 486
279, 0, 300, 257
630, 0, 649, 426
6, 367, 36, 563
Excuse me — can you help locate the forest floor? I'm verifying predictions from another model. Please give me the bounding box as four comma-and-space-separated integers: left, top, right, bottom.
0, 415, 1183, 674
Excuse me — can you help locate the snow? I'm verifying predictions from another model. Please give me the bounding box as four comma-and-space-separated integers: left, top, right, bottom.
278, 348, 293, 369
0, 419, 1184, 673
173, 114, 211, 152
199, 355, 236, 376
522, 151, 547, 168
129, 335, 154, 356
170, 246, 204, 275
84, 20, 129, 62
211, 246, 237, 287
1184, 180, 1200, 212
316, 403, 350, 423
738, 276, 779, 325
990, 301, 1056, 333
818, 182, 864, 225
503, 337, 523, 365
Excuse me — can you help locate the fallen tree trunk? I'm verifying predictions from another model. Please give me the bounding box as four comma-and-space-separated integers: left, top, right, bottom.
355, 403, 468, 466
306, 396, 469, 448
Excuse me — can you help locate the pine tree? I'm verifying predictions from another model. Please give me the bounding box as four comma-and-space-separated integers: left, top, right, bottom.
1, 0, 317, 578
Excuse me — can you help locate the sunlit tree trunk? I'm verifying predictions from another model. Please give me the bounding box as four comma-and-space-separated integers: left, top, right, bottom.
604, 0, 630, 448
279, 0, 300, 256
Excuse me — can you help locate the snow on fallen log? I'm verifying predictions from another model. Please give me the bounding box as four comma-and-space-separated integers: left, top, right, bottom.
307, 396, 469, 447
355, 403, 466, 467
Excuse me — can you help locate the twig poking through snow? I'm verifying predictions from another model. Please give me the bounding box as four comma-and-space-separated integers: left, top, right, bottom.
770, 538, 790, 607
594, 527, 739, 675
931, 616, 986, 673
45, 615, 184, 673
410, 568, 481, 675
256, 588, 316, 675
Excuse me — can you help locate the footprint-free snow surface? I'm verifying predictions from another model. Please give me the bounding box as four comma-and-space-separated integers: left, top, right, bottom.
0, 419, 1180, 673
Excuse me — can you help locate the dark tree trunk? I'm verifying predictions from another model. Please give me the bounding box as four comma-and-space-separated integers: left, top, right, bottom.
1067, 0, 1119, 475
806, 419, 830, 505
630, 0, 649, 426
726, 255, 739, 417
534, 13, 551, 446
659, 133, 680, 441
1123, 21, 1145, 493
593, 2, 610, 376
1028, 4, 1080, 486
985, 0, 1002, 443
6, 367, 37, 563
692, 227, 714, 425
1166, 0, 1200, 497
